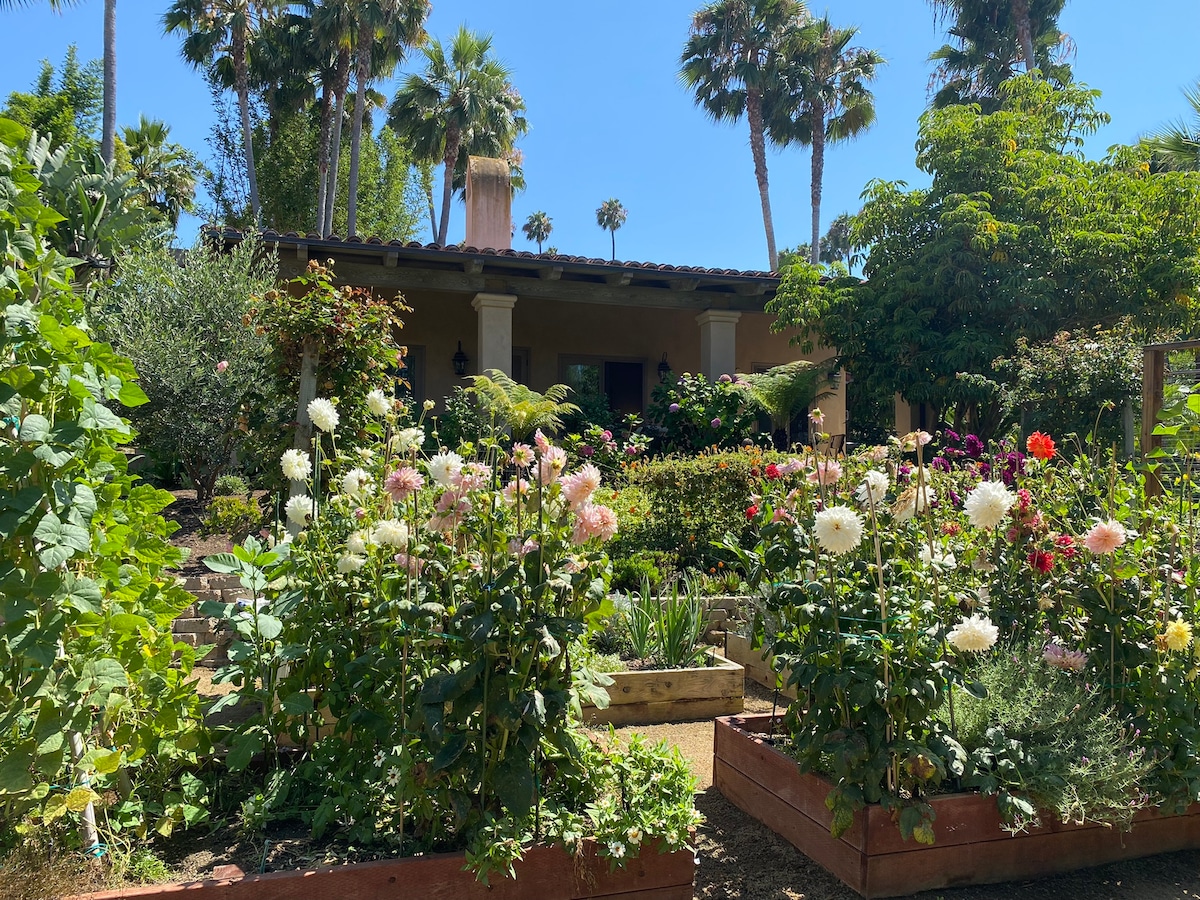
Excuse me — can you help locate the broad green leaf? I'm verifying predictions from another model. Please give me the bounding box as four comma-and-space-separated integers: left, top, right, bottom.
66, 786, 100, 812
279, 692, 315, 716
42, 794, 69, 822
93, 749, 122, 776
0, 741, 35, 793
203, 553, 242, 575
18, 413, 50, 443
79, 398, 129, 436
117, 382, 149, 408
252, 614, 282, 640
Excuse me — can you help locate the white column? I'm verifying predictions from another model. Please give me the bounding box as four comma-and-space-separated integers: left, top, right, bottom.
471, 292, 517, 375
696, 310, 741, 380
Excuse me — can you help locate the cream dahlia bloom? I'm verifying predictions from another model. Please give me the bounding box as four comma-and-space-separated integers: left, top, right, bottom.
812, 506, 864, 555
427, 451, 463, 487
340, 467, 372, 497
347, 530, 371, 555
366, 389, 392, 417
1083, 520, 1126, 554
284, 494, 315, 526
372, 518, 410, 548
337, 553, 366, 574
392, 427, 425, 455
307, 397, 339, 433
1165, 619, 1193, 653
856, 470, 890, 505
281, 448, 312, 481
947, 614, 999, 652
892, 484, 936, 522
963, 481, 1016, 530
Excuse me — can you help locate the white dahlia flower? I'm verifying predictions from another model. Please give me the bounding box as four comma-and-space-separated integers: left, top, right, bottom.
427, 451, 463, 487
366, 389, 392, 417
371, 518, 410, 548
281, 448, 311, 482
963, 481, 1016, 530
307, 397, 339, 433
284, 494, 315, 527
812, 506, 864, 556
856, 470, 890, 506
337, 553, 366, 574
947, 614, 999, 653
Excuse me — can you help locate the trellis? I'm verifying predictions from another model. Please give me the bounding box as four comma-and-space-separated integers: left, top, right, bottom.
1141, 339, 1200, 496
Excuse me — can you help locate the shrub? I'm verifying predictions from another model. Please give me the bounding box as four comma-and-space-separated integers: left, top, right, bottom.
648, 372, 759, 453
434, 385, 487, 451
214, 473, 249, 496
610, 551, 665, 594
201, 495, 264, 543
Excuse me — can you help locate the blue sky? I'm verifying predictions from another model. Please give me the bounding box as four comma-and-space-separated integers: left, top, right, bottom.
2, 1, 1198, 272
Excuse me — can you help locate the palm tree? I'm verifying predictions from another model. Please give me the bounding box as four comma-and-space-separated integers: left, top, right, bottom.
0, 0, 79, 7
468, 369, 580, 441
522, 210, 552, 253
1143, 81, 1200, 172
122, 115, 197, 228
389, 27, 527, 246
346, 0, 428, 238
680, 0, 809, 272
735, 360, 832, 449
100, 0, 115, 164
770, 17, 881, 265
596, 198, 626, 261
164, 0, 281, 223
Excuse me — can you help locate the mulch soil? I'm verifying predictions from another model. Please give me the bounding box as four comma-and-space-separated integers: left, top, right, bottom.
63, 497, 1200, 899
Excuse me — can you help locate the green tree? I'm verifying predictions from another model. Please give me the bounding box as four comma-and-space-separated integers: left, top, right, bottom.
1142, 80, 1200, 173
3, 45, 101, 152
736, 359, 833, 449
679, 0, 809, 271
522, 210, 552, 252
91, 237, 279, 504
595, 198, 627, 261
927, 0, 1072, 110
389, 27, 527, 246
164, 0, 282, 222
346, 0, 427, 238
121, 115, 198, 229
767, 77, 1200, 436
770, 17, 882, 265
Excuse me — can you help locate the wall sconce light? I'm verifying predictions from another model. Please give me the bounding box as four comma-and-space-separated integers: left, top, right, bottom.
452, 340, 469, 377
657, 353, 671, 383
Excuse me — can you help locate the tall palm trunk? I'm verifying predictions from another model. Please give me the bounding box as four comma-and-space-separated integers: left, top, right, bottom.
324, 48, 350, 236
746, 88, 778, 271
1010, 0, 1037, 72
101, 0, 116, 165
232, 26, 261, 222
346, 20, 372, 238
436, 123, 460, 245
315, 87, 333, 235
809, 100, 825, 266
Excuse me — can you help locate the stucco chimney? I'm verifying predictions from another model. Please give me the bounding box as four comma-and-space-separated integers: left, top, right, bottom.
464, 156, 511, 250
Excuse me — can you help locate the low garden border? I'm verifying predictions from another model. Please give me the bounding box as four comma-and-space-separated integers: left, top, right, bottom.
714, 713, 1200, 899
582, 649, 743, 726
721, 632, 798, 700
68, 838, 696, 900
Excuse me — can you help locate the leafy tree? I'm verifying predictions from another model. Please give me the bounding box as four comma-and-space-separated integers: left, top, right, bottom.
770, 17, 882, 265
345, 0, 428, 238
596, 198, 627, 261
767, 77, 1200, 437
164, 0, 283, 222
389, 27, 527, 246
1142, 80, 1200, 173
467, 369, 579, 442
522, 210, 552, 252
782, 212, 855, 267
121, 115, 199, 229
927, 0, 1073, 110
680, 0, 810, 271
91, 237, 280, 504
3, 45, 102, 152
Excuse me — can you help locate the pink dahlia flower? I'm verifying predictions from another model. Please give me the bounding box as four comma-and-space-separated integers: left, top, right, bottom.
1083, 520, 1126, 555
384, 466, 424, 501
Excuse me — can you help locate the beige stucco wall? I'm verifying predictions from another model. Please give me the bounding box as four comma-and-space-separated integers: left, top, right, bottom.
396, 289, 846, 437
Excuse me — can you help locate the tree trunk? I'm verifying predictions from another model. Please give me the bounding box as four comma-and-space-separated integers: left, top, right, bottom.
233, 28, 261, 222
100, 0, 116, 165
315, 87, 333, 236
610, 229, 615, 261
810, 102, 826, 266
1011, 0, 1037, 72
436, 125, 460, 245
324, 49, 350, 236
346, 22, 371, 238
745, 89, 778, 271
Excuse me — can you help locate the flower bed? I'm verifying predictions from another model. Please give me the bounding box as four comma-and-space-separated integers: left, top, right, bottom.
582, 648, 744, 726
714, 713, 1200, 898
68, 838, 696, 900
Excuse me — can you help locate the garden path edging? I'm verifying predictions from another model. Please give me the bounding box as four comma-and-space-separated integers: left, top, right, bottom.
582, 649, 743, 726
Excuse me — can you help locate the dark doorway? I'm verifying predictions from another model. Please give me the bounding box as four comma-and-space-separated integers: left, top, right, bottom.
604, 361, 643, 416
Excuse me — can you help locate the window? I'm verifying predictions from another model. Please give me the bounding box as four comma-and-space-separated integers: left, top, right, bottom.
512, 347, 531, 385
398, 345, 425, 403
560, 355, 645, 416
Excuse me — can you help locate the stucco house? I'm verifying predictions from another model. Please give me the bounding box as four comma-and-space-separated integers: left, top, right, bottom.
243, 157, 847, 440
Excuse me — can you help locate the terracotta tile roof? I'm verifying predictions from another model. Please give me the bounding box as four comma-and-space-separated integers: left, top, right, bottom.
245, 229, 780, 281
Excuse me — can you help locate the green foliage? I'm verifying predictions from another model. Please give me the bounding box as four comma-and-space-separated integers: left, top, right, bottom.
0, 115, 208, 849
564, 415, 652, 480
736, 360, 834, 447
90, 237, 279, 504
952, 648, 1150, 832
467, 369, 580, 442
619, 577, 708, 669
769, 76, 1200, 437
214, 473, 250, 496
609, 551, 665, 594
648, 373, 760, 453
3, 46, 102, 153
201, 495, 264, 543
434, 385, 487, 451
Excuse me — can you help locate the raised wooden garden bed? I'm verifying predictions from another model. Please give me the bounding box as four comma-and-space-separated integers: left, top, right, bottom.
582, 648, 743, 726
68, 838, 695, 900
722, 632, 798, 700
714, 713, 1200, 898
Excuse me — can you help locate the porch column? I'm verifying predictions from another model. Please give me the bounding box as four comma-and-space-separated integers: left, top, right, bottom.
696, 310, 741, 380
471, 292, 517, 375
